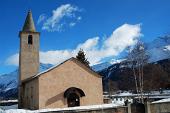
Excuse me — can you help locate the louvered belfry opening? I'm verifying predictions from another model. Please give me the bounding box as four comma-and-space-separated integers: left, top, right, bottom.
28, 35, 33, 45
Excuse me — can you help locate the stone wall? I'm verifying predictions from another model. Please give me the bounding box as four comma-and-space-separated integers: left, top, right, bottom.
22, 78, 39, 109
42, 107, 128, 113
147, 102, 170, 113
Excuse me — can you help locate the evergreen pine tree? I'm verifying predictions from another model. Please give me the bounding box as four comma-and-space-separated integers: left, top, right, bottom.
76, 49, 90, 67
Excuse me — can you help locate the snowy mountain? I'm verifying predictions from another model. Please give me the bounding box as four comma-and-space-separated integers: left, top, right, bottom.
0, 70, 18, 90
0, 63, 53, 99
92, 62, 113, 71
0, 69, 18, 99
147, 35, 170, 62
99, 58, 170, 91
92, 36, 170, 71
93, 35, 170, 71
39, 63, 53, 72
92, 59, 126, 71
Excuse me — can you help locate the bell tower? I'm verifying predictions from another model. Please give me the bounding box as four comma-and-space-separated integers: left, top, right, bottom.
19, 10, 40, 82
18, 10, 40, 108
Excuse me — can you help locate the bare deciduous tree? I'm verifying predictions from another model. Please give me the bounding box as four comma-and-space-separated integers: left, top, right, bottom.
127, 41, 149, 103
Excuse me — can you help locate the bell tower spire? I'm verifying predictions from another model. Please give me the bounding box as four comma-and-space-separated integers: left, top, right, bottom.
22, 10, 36, 32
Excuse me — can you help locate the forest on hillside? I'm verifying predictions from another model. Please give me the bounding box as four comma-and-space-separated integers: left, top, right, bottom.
100, 58, 170, 93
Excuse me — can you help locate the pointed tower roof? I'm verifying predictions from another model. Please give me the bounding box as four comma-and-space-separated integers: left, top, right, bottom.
22, 10, 36, 32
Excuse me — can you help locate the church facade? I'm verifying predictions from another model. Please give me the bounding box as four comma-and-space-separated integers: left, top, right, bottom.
18, 11, 103, 110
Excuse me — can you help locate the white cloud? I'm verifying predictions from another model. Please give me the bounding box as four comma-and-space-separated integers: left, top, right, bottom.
5, 53, 19, 66
103, 23, 141, 56
40, 50, 74, 65
69, 16, 82, 27
38, 4, 81, 32
69, 22, 76, 27
77, 37, 99, 51
5, 24, 142, 66
39, 37, 100, 65
37, 14, 47, 24
77, 16, 82, 21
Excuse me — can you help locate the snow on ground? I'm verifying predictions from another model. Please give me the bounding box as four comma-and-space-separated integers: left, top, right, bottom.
0, 109, 3, 112
0, 103, 123, 113
112, 98, 133, 105
0, 104, 18, 110
3, 109, 33, 113
152, 98, 170, 104
37, 104, 123, 113
112, 99, 125, 106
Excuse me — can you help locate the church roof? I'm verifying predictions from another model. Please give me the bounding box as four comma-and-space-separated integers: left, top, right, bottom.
22, 10, 36, 32
22, 57, 102, 83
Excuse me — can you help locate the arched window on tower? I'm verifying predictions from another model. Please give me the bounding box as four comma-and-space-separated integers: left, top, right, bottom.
28, 35, 33, 45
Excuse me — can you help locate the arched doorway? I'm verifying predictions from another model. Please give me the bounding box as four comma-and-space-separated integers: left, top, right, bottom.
64, 87, 85, 107
67, 93, 80, 107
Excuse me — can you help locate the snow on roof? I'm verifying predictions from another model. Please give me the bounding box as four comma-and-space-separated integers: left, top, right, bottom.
148, 96, 170, 99
152, 98, 170, 104
3, 104, 123, 113
115, 92, 133, 96
0, 100, 18, 104
109, 90, 170, 97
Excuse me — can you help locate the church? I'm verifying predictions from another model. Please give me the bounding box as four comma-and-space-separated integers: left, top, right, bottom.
18, 11, 103, 110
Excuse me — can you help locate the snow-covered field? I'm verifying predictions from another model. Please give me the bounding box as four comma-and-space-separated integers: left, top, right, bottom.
0, 104, 18, 110
112, 98, 133, 105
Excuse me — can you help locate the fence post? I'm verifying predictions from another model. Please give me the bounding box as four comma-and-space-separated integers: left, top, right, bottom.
128, 103, 131, 113
146, 101, 151, 113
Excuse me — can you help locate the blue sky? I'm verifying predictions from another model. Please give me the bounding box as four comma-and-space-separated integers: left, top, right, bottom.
0, 0, 170, 74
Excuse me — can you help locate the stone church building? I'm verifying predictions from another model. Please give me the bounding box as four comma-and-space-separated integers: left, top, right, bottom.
18, 11, 103, 110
